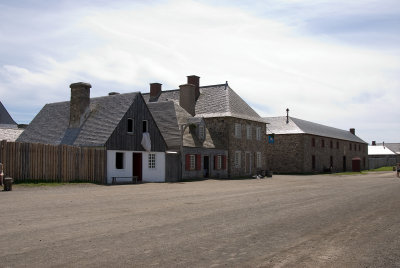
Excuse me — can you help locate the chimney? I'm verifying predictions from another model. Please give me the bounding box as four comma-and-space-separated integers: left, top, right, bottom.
179, 83, 196, 116
149, 83, 162, 101
108, 92, 119, 96
69, 82, 91, 128
350, 128, 355, 135
372, 141, 376, 146
286, 108, 289, 124
187, 75, 200, 100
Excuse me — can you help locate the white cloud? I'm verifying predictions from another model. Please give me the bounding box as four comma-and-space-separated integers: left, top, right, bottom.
0, 0, 399, 142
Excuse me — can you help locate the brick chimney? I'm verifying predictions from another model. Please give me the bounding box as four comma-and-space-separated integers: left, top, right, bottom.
179, 84, 196, 116
187, 75, 200, 100
372, 141, 376, 146
69, 82, 91, 128
350, 128, 355, 135
149, 83, 162, 101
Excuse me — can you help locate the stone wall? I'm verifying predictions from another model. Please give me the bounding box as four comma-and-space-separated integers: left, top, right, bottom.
266, 133, 368, 173
181, 147, 228, 179
205, 117, 267, 177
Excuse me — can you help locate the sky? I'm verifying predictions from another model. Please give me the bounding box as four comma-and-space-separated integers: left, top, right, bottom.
0, 0, 399, 143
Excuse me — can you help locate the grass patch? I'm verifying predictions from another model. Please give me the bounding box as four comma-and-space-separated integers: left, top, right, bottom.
368, 166, 395, 172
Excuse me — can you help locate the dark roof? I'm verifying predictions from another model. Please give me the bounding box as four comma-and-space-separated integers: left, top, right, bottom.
146, 101, 185, 150
143, 84, 264, 122
147, 100, 223, 150
264, 116, 367, 144
0, 101, 17, 126
17, 93, 139, 146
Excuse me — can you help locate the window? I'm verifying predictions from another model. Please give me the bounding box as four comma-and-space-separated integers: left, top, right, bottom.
235, 151, 241, 168
330, 156, 333, 168
256, 127, 261, 141
127, 118, 134, 133
214, 155, 226, 170
198, 124, 205, 140
246, 125, 252, 140
142, 120, 148, 132
256, 152, 262, 168
190, 155, 196, 170
216, 155, 222, 170
349, 143, 352, 151
148, 153, 156, 169
312, 138, 315, 147
321, 139, 325, 148
336, 141, 339, 149
358, 144, 361, 151
330, 140, 333, 149
116, 152, 124, 169
235, 123, 241, 138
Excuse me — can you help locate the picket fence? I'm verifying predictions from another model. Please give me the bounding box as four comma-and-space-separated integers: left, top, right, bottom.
0, 140, 106, 184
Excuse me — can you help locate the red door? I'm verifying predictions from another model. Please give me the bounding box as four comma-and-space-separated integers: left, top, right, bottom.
132, 153, 142, 182
352, 158, 361, 172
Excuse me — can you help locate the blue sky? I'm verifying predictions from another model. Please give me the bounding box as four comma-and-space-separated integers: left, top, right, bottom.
0, 0, 399, 143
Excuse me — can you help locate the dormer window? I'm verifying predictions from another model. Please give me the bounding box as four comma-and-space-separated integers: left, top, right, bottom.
127, 118, 133, 133
198, 124, 205, 140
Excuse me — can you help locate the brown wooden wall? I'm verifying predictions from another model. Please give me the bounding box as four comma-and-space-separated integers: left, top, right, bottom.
106, 94, 167, 152
0, 140, 106, 184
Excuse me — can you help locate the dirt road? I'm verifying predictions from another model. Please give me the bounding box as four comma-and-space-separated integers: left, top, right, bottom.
1, 172, 399, 267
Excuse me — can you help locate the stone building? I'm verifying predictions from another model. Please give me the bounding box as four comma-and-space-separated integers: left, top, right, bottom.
143, 76, 267, 178
147, 98, 228, 180
264, 115, 368, 173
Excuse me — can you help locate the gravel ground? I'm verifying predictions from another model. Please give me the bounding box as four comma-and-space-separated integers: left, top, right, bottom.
0, 172, 399, 267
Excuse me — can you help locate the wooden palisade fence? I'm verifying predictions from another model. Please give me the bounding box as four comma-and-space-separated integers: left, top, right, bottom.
0, 140, 106, 184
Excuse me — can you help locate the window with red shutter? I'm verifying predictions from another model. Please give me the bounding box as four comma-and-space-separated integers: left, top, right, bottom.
196, 154, 201, 170
222, 155, 227, 170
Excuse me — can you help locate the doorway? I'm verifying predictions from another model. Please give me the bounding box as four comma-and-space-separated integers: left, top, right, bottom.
343, 156, 347, 172
132, 153, 142, 182
203, 156, 209, 178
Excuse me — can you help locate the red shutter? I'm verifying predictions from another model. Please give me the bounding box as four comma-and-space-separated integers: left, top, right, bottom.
185, 154, 190, 171
214, 155, 218, 170
222, 155, 227, 170
196, 154, 201, 170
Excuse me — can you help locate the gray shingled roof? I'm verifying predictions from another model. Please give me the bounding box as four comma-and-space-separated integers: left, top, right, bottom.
17, 93, 139, 146
264, 116, 367, 143
0, 101, 17, 126
147, 100, 222, 150
143, 84, 264, 122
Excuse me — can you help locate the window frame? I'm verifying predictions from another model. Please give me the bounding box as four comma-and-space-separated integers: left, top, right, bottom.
142, 120, 148, 133
235, 151, 241, 168
115, 152, 124, 169
246, 125, 252, 140
256, 127, 261, 141
148, 153, 156, 169
189, 154, 196, 170
256, 152, 262, 168
198, 124, 205, 140
234, 123, 241, 138
127, 118, 134, 134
